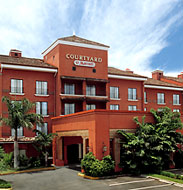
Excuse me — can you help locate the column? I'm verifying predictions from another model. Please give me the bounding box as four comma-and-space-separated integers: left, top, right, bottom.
114, 138, 121, 167
57, 137, 63, 160
82, 80, 86, 111
82, 137, 86, 157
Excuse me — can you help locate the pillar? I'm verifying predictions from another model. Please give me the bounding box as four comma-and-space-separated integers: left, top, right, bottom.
82, 137, 86, 157
57, 137, 63, 160
114, 138, 121, 172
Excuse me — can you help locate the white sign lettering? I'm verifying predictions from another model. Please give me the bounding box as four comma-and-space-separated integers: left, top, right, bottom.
74, 60, 95, 67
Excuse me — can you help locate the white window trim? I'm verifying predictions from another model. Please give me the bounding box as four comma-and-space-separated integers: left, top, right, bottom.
60, 93, 84, 97
173, 103, 181, 106
86, 95, 108, 99
110, 98, 121, 100
34, 94, 49, 97
9, 92, 25, 96
128, 99, 138, 102
157, 103, 166, 105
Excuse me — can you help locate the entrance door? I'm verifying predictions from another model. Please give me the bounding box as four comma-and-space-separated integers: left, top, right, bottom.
67, 144, 79, 164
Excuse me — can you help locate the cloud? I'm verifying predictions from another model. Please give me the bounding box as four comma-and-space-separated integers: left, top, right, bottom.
0, 0, 182, 77
79, 0, 183, 76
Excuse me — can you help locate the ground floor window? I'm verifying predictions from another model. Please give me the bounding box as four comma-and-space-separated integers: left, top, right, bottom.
11, 127, 23, 137
128, 105, 137, 111
86, 104, 96, 111
64, 103, 75, 115
110, 104, 119, 110
36, 123, 48, 135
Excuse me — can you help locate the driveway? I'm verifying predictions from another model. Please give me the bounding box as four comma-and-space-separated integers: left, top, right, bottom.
1, 167, 183, 190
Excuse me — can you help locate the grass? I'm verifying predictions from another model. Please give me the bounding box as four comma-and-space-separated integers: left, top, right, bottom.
0, 169, 17, 174
149, 174, 183, 184
0, 179, 12, 188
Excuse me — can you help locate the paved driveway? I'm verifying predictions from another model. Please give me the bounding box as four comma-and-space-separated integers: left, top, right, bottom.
1, 167, 183, 190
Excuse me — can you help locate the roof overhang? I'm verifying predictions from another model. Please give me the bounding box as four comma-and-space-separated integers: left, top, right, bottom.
1, 63, 58, 73
144, 84, 183, 91
108, 74, 147, 81
42, 39, 109, 57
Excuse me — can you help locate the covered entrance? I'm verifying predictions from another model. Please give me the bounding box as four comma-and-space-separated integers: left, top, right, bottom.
67, 144, 82, 164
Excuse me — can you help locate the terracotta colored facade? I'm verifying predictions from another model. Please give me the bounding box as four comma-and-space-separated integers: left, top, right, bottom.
0, 36, 183, 169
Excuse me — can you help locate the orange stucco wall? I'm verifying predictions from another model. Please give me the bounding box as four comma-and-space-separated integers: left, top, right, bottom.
0, 68, 55, 138
144, 88, 182, 112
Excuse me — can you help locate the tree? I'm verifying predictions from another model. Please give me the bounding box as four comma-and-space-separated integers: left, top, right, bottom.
117, 107, 183, 174
33, 130, 57, 167
0, 96, 43, 168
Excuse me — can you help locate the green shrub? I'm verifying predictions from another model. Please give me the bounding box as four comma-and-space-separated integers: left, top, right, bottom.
81, 152, 115, 177
3, 152, 13, 168
18, 154, 29, 167
0, 179, 11, 188
0, 146, 4, 159
28, 157, 41, 168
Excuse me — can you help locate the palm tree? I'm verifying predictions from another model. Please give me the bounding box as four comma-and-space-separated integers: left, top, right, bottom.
33, 130, 57, 167
0, 96, 43, 168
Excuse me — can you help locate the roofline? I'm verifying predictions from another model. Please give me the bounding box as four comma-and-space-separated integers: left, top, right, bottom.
108, 74, 147, 81
144, 84, 183, 91
1, 63, 58, 73
42, 39, 109, 56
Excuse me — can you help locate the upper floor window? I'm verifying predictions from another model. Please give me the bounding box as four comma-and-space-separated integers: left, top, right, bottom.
64, 103, 75, 115
36, 123, 48, 135
86, 104, 96, 111
36, 102, 48, 116
11, 127, 23, 137
36, 81, 48, 95
64, 83, 75, 95
110, 104, 119, 110
11, 79, 23, 94
157, 93, 165, 104
86, 85, 96, 96
128, 88, 137, 100
173, 94, 180, 105
144, 92, 147, 103
173, 109, 180, 112
110, 87, 119, 99
128, 105, 137, 111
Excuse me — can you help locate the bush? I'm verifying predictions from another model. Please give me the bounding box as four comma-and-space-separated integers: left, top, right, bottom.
0, 179, 11, 188
18, 154, 29, 167
81, 152, 115, 177
28, 157, 41, 168
3, 152, 13, 168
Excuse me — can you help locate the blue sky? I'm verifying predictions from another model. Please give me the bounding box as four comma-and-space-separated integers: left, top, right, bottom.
0, 0, 182, 77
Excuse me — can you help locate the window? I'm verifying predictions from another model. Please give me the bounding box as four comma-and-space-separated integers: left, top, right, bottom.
36, 123, 48, 135
11, 79, 23, 93
157, 108, 163, 112
64, 83, 75, 94
157, 93, 165, 104
173, 94, 180, 105
128, 88, 137, 100
64, 103, 75, 115
36, 81, 48, 95
144, 108, 147, 111
110, 87, 119, 99
86, 85, 96, 96
36, 102, 48, 116
110, 104, 119, 110
128, 105, 137, 111
173, 109, 180, 112
11, 127, 23, 137
86, 104, 96, 111
144, 92, 147, 103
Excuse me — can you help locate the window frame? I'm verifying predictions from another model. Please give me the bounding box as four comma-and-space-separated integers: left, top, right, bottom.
36, 122, 48, 135
128, 88, 137, 100
157, 93, 165, 104
128, 105, 137, 111
11, 127, 23, 137
64, 83, 75, 95
36, 81, 48, 95
36, 102, 48, 116
11, 79, 23, 94
86, 104, 96, 111
110, 104, 119, 110
64, 103, 75, 115
86, 85, 96, 96
110, 86, 119, 99
173, 94, 180, 105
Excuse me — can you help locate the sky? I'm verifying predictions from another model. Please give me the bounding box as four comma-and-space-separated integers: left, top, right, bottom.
0, 0, 183, 77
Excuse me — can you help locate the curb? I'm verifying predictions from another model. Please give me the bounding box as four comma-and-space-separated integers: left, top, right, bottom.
0, 188, 12, 190
0, 167, 56, 176
147, 175, 183, 187
78, 173, 99, 180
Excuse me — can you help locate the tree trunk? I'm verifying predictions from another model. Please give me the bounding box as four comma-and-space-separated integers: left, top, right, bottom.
14, 129, 19, 169
45, 152, 48, 167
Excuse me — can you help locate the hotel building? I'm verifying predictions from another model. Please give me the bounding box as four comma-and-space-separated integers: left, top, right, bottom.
0, 35, 183, 170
